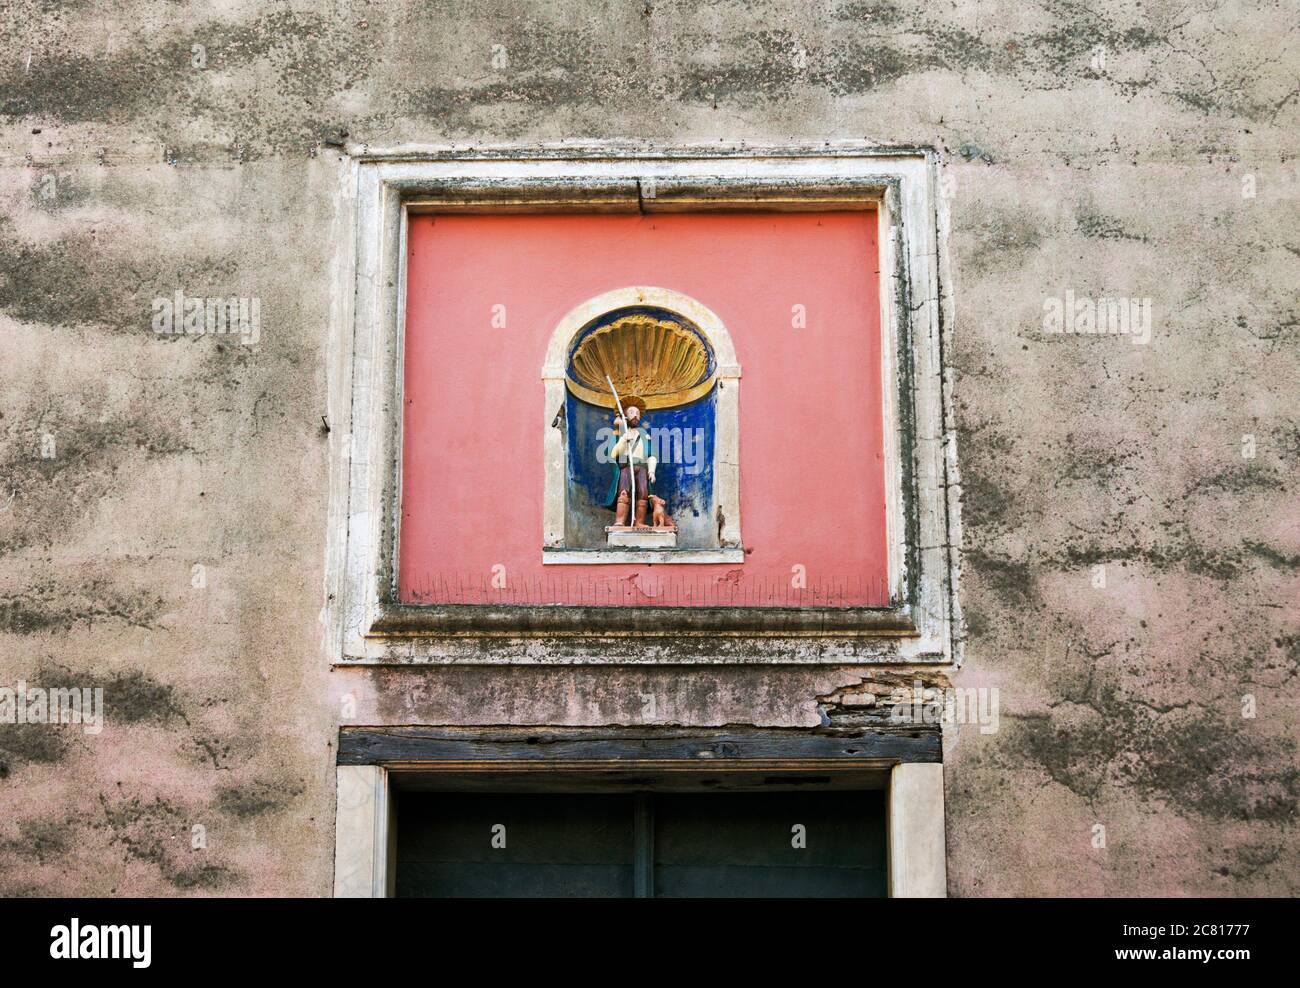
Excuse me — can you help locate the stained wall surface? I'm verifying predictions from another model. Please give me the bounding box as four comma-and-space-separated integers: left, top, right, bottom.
0, 0, 1296, 896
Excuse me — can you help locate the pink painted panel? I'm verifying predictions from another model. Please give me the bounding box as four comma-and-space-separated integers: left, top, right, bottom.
399, 211, 888, 606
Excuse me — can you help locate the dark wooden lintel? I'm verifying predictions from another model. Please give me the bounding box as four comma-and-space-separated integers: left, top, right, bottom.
337, 725, 940, 768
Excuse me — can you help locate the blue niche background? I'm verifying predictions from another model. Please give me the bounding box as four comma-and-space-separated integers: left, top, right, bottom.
564, 388, 717, 549
562, 307, 718, 549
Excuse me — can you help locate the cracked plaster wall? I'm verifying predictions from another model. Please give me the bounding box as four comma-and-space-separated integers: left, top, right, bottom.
0, 0, 1295, 895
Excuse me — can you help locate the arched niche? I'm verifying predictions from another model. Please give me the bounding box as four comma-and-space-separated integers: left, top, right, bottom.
541, 286, 742, 562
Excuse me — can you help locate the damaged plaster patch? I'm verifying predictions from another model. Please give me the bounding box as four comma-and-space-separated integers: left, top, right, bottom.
97, 793, 238, 890
1008, 693, 1299, 822
0, 220, 239, 334
964, 550, 1038, 605
2, 816, 72, 865
0, 575, 164, 634
215, 777, 305, 819
26, 171, 91, 213
1076, 209, 1150, 243
0, 9, 382, 152
0, 394, 196, 557
0, 662, 186, 774
94, 668, 186, 725
959, 201, 1046, 275
817, 669, 953, 728
0, 721, 70, 770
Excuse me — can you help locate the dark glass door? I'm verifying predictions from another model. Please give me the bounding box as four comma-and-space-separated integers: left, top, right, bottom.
395, 793, 636, 898
653, 791, 886, 897
396, 789, 886, 898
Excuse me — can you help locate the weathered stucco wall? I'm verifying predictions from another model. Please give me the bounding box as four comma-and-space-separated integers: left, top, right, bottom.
1, 0, 1295, 896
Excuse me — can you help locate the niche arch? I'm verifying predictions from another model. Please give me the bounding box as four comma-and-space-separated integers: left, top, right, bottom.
541, 286, 743, 563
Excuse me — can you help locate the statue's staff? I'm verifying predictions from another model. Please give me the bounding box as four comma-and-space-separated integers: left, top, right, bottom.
606, 374, 635, 523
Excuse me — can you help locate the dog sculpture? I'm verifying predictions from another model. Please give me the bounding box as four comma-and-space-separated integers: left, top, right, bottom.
648, 495, 675, 530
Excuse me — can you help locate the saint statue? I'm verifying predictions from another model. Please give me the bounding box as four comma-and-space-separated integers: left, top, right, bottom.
605, 404, 657, 527
565, 311, 707, 547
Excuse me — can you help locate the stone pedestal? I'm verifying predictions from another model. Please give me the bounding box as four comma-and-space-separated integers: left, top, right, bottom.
605, 527, 678, 549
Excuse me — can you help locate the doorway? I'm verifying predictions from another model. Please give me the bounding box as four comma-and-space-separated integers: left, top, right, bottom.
394, 789, 886, 898
333, 726, 946, 897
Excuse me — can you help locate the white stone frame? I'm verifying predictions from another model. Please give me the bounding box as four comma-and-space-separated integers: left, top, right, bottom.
333, 762, 946, 898
541, 285, 743, 565
332, 765, 393, 897
324, 142, 962, 666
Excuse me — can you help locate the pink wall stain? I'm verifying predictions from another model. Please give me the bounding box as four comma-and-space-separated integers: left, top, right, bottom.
399, 211, 889, 606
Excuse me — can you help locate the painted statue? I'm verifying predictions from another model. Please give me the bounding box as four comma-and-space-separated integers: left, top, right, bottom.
605, 404, 657, 527
568, 309, 709, 541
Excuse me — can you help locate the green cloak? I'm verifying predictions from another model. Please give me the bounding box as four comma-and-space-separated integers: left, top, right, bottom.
603, 429, 655, 509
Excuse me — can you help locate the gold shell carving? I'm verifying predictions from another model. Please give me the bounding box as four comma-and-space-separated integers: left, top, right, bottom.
566, 314, 715, 410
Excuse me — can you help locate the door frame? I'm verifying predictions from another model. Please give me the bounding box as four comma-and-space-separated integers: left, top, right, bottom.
333, 727, 946, 898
